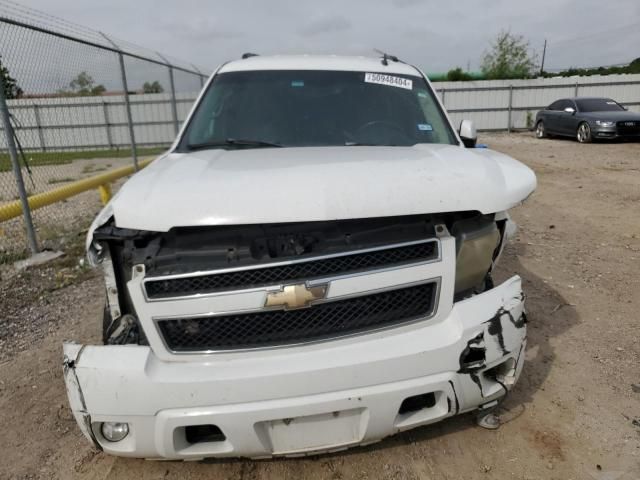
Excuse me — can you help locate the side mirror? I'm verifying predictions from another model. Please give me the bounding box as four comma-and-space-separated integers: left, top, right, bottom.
564, 107, 576, 114
459, 119, 477, 148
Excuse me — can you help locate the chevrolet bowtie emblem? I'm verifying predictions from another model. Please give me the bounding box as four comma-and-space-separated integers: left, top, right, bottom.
265, 283, 328, 310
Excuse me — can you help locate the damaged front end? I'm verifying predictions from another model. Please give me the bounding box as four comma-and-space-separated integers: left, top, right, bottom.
64, 210, 528, 459
87, 210, 515, 345
457, 286, 527, 415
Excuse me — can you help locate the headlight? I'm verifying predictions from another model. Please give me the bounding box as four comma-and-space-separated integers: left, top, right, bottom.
595, 120, 615, 127
452, 217, 501, 295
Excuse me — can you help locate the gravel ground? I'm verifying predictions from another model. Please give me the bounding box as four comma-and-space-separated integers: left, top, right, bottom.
0, 156, 134, 202
0, 155, 154, 260
0, 133, 639, 479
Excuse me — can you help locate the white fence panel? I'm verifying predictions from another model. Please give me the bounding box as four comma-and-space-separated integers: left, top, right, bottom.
2, 74, 639, 150
3, 91, 200, 150
435, 73, 640, 130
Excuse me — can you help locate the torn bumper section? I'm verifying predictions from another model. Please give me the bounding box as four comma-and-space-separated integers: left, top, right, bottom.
63, 345, 102, 450
63, 276, 526, 460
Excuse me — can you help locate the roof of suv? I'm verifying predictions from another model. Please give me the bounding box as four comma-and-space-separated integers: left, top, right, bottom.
218, 54, 422, 76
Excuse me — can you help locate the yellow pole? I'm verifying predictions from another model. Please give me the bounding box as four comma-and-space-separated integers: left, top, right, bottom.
0, 158, 152, 222
98, 183, 112, 205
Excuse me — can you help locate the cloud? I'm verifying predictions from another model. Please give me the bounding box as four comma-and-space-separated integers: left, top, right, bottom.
392, 0, 424, 7
15, 0, 640, 74
163, 20, 244, 42
298, 16, 352, 37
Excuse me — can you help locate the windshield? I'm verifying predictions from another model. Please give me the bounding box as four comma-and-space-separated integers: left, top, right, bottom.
179, 70, 457, 150
576, 98, 625, 112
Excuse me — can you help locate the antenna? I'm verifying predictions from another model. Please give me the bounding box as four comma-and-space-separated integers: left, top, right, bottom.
374, 49, 400, 66
241, 52, 259, 59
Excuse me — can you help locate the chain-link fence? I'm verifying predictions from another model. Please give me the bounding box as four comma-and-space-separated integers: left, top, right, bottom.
0, 0, 208, 263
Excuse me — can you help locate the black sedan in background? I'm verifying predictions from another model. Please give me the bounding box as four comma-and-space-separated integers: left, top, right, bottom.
535, 97, 640, 143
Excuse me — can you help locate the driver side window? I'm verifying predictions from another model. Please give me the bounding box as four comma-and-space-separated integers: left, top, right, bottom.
548, 100, 563, 111
557, 100, 576, 112
416, 90, 448, 144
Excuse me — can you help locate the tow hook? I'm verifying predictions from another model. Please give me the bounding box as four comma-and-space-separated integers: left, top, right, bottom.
475, 400, 500, 430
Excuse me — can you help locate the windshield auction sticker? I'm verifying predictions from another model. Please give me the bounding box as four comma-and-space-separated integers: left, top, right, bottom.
364, 73, 413, 90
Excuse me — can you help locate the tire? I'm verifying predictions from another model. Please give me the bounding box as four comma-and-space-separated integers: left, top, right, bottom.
535, 120, 547, 139
576, 122, 592, 143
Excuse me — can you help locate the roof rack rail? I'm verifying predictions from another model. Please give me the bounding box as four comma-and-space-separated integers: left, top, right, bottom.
374, 49, 400, 66
241, 52, 259, 59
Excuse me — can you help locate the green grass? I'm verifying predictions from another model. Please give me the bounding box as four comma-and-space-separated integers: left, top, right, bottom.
0, 248, 29, 265
48, 177, 78, 184
0, 147, 167, 172
81, 164, 107, 174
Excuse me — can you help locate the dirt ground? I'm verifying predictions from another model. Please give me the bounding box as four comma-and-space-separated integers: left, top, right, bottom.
0, 156, 152, 259
0, 132, 639, 479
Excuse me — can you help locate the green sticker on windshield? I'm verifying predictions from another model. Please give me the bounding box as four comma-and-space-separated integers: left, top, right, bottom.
291, 80, 304, 87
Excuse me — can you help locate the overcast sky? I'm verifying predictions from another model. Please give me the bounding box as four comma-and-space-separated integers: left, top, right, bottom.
16, 0, 640, 74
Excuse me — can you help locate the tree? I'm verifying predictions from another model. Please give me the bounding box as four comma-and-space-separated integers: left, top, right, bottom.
480, 31, 538, 79
446, 67, 473, 81
0, 55, 23, 99
143, 81, 164, 93
67, 71, 106, 96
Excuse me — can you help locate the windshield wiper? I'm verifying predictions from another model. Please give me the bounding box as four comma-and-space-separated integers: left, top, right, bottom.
187, 138, 283, 151
344, 142, 399, 146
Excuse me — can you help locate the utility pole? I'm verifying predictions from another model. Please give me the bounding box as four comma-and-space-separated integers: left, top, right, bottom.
539, 39, 547, 76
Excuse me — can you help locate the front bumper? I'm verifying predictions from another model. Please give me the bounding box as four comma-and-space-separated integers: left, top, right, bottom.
63, 275, 526, 460
592, 125, 618, 139
592, 125, 640, 140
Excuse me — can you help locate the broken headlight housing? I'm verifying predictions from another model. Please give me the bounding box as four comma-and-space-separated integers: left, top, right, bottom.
452, 216, 501, 297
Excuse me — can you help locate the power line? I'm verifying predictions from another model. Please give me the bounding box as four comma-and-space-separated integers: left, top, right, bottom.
540, 22, 640, 72
548, 22, 640, 47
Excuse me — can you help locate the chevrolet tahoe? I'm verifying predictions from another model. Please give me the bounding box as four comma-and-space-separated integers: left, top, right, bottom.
63, 54, 537, 459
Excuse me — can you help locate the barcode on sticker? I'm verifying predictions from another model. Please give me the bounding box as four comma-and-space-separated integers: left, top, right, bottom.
364, 73, 413, 90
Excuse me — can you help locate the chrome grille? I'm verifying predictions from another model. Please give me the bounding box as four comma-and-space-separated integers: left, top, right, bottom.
144, 240, 438, 299
156, 282, 437, 352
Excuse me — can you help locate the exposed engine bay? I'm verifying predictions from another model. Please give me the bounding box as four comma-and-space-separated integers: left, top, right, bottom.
90, 211, 507, 346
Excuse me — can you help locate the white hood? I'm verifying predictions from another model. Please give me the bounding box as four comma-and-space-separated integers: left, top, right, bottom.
105, 144, 536, 232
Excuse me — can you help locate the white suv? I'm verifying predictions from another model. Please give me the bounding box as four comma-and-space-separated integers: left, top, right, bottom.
63, 54, 536, 460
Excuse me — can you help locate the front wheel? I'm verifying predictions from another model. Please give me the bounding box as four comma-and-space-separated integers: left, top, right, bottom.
576, 122, 592, 143
535, 121, 547, 139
